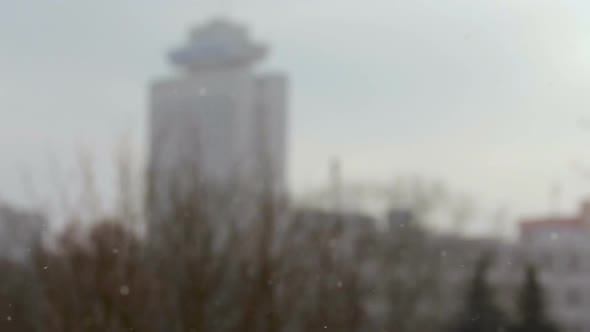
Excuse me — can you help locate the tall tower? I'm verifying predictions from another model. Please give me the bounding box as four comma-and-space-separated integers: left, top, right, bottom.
148, 19, 288, 223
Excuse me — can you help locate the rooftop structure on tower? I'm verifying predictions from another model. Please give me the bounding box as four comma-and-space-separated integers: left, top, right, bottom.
169, 19, 267, 70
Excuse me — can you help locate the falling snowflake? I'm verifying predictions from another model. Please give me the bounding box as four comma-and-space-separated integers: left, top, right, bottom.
120, 285, 130, 296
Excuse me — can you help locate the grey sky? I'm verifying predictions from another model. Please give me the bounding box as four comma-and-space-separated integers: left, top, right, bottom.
2, 0, 590, 229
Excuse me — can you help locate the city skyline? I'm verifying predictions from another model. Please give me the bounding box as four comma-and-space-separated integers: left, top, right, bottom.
2, 1, 590, 232
3, 3, 590, 331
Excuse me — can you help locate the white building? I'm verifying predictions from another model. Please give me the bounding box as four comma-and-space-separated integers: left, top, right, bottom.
516, 202, 590, 332
148, 19, 288, 222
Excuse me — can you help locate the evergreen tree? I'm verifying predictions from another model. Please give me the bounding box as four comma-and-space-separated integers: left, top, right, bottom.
511, 265, 558, 332
451, 254, 509, 332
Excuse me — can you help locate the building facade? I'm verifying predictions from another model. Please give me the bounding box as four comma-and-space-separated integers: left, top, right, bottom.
148, 19, 288, 222
516, 202, 590, 332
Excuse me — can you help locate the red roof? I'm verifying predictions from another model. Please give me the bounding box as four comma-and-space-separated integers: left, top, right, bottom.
520, 217, 584, 233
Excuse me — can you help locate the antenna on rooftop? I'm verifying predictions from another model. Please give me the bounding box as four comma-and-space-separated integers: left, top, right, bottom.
550, 181, 561, 215
330, 158, 343, 213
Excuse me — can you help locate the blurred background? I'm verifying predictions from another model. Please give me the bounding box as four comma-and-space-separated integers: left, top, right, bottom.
1, 1, 590, 332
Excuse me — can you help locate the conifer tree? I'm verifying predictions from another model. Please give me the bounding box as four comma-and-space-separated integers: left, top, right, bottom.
451, 254, 508, 332
511, 265, 558, 332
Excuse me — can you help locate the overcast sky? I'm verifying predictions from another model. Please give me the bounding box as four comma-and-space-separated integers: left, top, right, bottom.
2, 0, 590, 231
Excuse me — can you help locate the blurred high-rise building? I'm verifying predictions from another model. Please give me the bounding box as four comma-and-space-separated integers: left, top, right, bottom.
147, 19, 288, 222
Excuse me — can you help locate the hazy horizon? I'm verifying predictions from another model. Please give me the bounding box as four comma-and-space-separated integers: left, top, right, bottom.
2, 0, 590, 234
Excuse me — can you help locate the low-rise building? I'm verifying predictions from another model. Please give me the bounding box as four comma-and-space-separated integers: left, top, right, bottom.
0, 203, 45, 261
517, 201, 590, 332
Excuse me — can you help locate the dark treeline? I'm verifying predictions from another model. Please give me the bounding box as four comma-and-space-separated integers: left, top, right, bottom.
451, 255, 558, 332
0, 186, 558, 332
